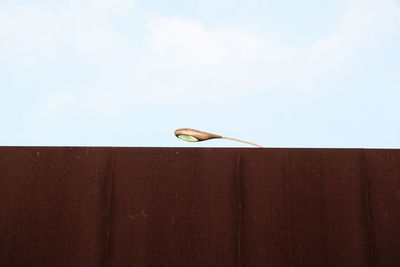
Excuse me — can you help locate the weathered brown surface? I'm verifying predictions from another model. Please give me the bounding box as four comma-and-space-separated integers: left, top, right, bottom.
0, 147, 399, 266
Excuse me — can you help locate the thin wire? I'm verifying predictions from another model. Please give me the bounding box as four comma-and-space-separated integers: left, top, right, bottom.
222, 136, 263, 148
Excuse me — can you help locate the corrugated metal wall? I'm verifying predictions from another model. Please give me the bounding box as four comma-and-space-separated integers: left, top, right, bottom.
0, 147, 399, 266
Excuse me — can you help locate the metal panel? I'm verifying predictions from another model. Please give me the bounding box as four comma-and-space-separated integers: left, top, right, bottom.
0, 147, 399, 266
239, 149, 371, 266
0, 147, 112, 267
364, 150, 400, 267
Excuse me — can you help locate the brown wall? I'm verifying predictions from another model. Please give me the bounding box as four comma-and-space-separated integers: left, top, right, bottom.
0, 147, 399, 266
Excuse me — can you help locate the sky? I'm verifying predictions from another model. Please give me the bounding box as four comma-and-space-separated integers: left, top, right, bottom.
0, 0, 399, 148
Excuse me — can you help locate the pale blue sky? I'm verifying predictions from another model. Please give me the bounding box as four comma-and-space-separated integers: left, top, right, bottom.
0, 0, 399, 147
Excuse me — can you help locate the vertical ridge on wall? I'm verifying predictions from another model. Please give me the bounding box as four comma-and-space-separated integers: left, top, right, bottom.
101, 148, 116, 267
359, 149, 377, 267
235, 151, 243, 267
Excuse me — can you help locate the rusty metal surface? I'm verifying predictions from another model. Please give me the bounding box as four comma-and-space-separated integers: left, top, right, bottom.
0, 147, 399, 266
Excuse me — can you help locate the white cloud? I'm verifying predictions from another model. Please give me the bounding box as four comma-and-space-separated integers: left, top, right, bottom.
137, 0, 400, 98
0, 0, 134, 66
0, 3, 62, 65
34, 90, 78, 119
28, 90, 76, 139
306, 0, 400, 74
83, 89, 130, 116
68, 0, 135, 16
69, 14, 130, 62
133, 18, 298, 101
1, 0, 400, 120
44, 91, 75, 110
